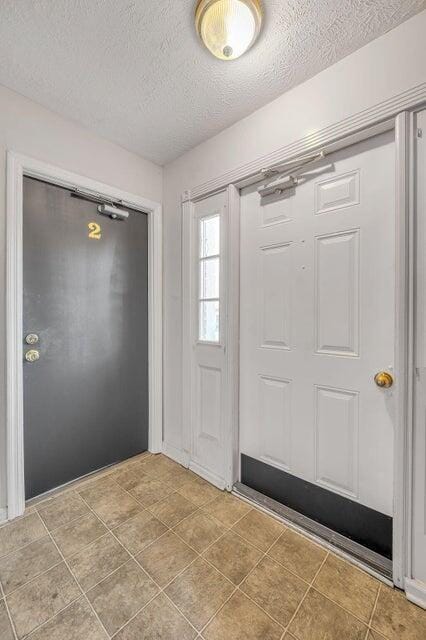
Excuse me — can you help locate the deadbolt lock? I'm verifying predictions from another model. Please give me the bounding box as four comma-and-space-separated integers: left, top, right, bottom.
374, 371, 394, 388
25, 349, 40, 363
25, 333, 39, 345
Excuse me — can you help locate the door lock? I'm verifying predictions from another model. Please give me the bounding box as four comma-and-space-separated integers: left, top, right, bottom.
25, 349, 40, 363
25, 333, 39, 345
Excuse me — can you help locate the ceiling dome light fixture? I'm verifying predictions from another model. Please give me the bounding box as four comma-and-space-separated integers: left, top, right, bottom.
195, 0, 262, 61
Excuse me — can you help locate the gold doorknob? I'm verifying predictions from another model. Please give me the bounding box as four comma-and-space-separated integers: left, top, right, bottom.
374, 371, 394, 388
25, 349, 40, 363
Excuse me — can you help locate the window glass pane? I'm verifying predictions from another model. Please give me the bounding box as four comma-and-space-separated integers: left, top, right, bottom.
200, 215, 220, 258
200, 257, 219, 299
199, 300, 220, 342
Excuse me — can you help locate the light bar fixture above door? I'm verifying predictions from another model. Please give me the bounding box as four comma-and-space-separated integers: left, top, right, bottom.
195, 0, 262, 60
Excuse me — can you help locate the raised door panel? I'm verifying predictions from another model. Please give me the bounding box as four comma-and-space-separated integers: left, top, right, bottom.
198, 365, 222, 441
315, 385, 359, 499
259, 243, 292, 350
315, 170, 360, 215
315, 229, 360, 356
260, 195, 293, 228
259, 375, 292, 471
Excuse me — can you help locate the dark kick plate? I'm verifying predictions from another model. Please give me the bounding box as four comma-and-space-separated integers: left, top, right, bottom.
240, 454, 392, 560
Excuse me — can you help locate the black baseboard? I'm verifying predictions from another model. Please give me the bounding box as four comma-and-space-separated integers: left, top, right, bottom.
240, 454, 392, 560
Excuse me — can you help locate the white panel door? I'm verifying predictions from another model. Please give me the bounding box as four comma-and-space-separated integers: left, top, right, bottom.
190, 191, 228, 487
240, 132, 395, 515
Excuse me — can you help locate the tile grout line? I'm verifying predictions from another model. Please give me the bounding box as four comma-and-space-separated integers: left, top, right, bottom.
306, 584, 382, 630
77, 491, 201, 638
9, 455, 155, 638
2, 456, 391, 640
107, 494, 257, 637
38, 509, 111, 639
36, 498, 94, 530
233, 519, 385, 633
197, 522, 292, 638
0, 573, 19, 640
230, 512, 383, 625
0, 492, 240, 597
233, 490, 394, 590
281, 552, 381, 636
24, 452, 153, 511
13, 592, 83, 639
87, 461, 209, 524
2, 480, 380, 624
3, 474, 371, 640
189, 518, 387, 640
88, 464, 400, 640
279, 551, 331, 640
279, 549, 387, 640
4, 558, 65, 599
122, 499, 258, 632
367, 583, 382, 637
6, 478, 356, 638
0, 511, 50, 560
3, 512, 90, 640
2, 457, 216, 638
2, 511, 69, 600
0, 533, 47, 564
77, 464, 224, 630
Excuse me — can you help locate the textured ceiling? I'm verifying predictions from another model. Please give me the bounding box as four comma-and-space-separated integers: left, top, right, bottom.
0, 1, 424, 165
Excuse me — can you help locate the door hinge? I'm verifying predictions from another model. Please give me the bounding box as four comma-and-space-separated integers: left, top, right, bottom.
417, 128, 422, 138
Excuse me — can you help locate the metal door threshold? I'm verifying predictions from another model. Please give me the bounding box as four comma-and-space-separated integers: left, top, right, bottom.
233, 482, 393, 581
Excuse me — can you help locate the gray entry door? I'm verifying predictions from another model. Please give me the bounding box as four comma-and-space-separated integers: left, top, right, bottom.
23, 177, 149, 499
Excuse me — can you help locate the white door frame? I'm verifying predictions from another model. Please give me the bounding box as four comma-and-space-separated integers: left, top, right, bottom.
6, 151, 163, 520
182, 83, 426, 589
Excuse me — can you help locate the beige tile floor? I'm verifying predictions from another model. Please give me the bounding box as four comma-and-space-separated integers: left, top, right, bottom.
0, 453, 425, 639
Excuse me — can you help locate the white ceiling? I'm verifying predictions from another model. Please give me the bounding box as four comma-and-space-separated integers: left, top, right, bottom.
0, 1, 424, 165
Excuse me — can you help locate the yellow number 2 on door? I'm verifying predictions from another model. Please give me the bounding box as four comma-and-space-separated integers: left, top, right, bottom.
88, 222, 101, 239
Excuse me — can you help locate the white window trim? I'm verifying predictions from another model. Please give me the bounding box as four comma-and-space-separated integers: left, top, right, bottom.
6, 151, 163, 520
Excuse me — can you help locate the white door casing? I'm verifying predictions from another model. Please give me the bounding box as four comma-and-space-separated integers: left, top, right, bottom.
6, 152, 163, 520
182, 90, 426, 594
411, 109, 426, 593
239, 131, 396, 516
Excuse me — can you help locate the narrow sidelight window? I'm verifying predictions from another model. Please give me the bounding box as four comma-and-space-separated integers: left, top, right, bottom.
198, 214, 220, 342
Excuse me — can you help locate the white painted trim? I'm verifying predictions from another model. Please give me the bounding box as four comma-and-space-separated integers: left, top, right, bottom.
0, 508, 7, 524
410, 106, 426, 598
189, 460, 227, 490
162, 441, 190, 468
405, 579, 426, 610
6, 151, 163, 521
181, 198, 195, 460
147, 191, 163, 456
224, 184, 240, 489
393, 112, 414, 589
188, 83, 426, 200
6, 152, 25, 520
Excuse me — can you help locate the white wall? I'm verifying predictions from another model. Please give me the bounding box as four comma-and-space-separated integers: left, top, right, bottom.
163, 10, 426, 579
0, 84, 162, 513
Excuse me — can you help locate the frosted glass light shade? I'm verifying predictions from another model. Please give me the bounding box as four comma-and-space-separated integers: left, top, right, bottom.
195, 0, 262, 60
